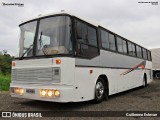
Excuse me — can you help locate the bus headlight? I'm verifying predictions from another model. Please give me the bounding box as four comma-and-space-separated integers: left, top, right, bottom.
14, 88, 24, 95
47, 90, 53, 97
15, 88, 20, 94
39, 89, 60, 97
54, 90, 60, 97
19, 88, 24, 95
40, 89, 47, 96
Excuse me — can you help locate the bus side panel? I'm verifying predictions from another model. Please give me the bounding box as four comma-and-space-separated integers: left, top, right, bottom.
74, 67, 146, 100
74, 67, 103, 101
75, 50, 152, 99
102, 68, 144, 95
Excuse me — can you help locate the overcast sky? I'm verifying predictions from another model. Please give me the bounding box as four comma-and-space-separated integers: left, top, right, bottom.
0, 0, 160, 56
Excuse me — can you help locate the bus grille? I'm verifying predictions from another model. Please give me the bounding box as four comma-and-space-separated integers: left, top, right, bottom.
12, 68, 53, 83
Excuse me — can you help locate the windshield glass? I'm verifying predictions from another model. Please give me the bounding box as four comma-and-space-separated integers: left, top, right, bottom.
18, 16, 72, 58
19, 21, 37, 57
36, 16, 72, 56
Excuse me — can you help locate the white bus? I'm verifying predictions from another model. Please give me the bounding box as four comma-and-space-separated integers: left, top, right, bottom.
10, 12, 152, 103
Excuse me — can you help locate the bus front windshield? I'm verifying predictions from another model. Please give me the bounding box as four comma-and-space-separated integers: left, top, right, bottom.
19, 16, 72, 58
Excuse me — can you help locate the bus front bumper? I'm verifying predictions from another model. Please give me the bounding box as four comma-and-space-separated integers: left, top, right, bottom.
10, 83, 76, 102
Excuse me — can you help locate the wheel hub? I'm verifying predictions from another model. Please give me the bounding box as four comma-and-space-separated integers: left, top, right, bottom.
96, 81, 104, 99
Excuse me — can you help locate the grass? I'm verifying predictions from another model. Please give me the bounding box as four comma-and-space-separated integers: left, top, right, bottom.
0, 71, 11, 91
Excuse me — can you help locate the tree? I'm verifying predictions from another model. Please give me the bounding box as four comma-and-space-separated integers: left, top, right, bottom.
0, 50, 13, 75
3, 50, 7, 55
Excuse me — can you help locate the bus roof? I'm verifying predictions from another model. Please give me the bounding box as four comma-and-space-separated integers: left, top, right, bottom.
20, 11, 99, 27
20, 11, 150, 51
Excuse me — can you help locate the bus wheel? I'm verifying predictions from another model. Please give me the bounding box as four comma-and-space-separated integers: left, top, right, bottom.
155, 72, 160, 79
93, 78, 105, 103
143, 75, 147, 87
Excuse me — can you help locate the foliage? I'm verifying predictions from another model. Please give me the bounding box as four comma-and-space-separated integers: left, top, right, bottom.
0, 51, 13, 91
0, 51, 14, 75
0, 71, 11, 91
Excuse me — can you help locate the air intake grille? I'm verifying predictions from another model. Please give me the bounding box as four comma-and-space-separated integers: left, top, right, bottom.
12, 67, 53, 83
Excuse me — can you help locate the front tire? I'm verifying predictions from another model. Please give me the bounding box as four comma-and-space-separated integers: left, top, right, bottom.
93, 78, 106, 103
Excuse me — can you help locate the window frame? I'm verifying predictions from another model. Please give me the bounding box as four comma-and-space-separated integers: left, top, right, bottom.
147, 50, 151, 61
35, 16, 73, 56
116, 36, 127, 54
74, 18, 100, 59
15, 14, 152, 61
98, 26, 152, 61
100, 29, 110, 49
100, 27, 117, 52
142, 48, 148, 60
108, 32, 117, 51
16, 14, 75, 60
148, 50, 152, 61
136, 45, 143, 58
127, 41, 136, 57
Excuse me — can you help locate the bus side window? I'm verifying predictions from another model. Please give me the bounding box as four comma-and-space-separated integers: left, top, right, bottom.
149, 51, 152, 61
147, 50, 151, 61
147, 50, 149, 60
76, 21, 87, 43
100, 29, 109, 49
136, 45, 142, 58
88, 26, 98, 46
122, 39, 127, 54
76, 20, 99, 58
128, 42, 136, 56
117, 36, 123, 53
108, 33, 116, 51
117, 37, 127, 54
142, 48, 147, 59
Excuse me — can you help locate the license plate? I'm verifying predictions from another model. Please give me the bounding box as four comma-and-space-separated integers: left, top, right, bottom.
26, 89, 35, 94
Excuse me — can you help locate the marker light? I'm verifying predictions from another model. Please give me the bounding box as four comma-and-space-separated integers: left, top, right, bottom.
56, 59, 61, 64
12, 62, 16, 67
140, 65, 145, 69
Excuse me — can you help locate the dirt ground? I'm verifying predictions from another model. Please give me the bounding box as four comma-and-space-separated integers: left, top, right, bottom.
0, 80, 160, 120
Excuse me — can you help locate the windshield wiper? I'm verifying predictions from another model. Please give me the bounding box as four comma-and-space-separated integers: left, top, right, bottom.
20, 44, 33, 60
39, 32, 48, 55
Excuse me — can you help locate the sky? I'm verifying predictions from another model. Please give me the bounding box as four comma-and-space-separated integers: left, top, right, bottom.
0, 0, 160, 56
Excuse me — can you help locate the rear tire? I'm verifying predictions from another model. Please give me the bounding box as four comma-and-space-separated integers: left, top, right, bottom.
155, 72, 160, 79
93, 77, 106, 104
143, 75, 147, 87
